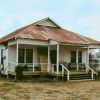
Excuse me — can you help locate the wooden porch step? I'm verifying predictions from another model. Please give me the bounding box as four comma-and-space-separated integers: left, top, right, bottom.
70, 70, 86, 75
69, 79, 95, 82
64, 73, 96, 81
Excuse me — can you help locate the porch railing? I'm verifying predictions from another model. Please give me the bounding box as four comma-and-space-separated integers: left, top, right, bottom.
8, 62, 58, 73
7, 62, 96, 80
60, 64, 70, 81
85, 64, 95, 79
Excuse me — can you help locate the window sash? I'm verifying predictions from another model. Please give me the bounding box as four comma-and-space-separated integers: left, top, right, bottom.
26, 49, 33, 63
18, 49, 24, 63
71, 51, 82, 63
71, 51, 76, 63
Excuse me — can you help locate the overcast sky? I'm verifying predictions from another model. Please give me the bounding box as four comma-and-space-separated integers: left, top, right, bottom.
0, 0, 100, 41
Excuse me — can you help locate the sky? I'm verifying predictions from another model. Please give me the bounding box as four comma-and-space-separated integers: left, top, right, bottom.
0, 0, 100, 41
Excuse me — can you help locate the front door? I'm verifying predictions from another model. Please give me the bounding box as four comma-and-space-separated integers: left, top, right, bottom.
71, 51, 76, 63
50, 50, 57, 71
38, 47, 48, 71
50, 50, 57, 64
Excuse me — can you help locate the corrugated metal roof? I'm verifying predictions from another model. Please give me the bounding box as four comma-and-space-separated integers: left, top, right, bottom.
0, 19, 100, 45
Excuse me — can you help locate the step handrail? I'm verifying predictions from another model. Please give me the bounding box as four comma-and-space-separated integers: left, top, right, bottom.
85, 64, 95, 79
60, 64, 70, 81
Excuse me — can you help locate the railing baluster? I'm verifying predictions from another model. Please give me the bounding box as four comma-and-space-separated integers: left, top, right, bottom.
62, 67, 64, 77
51, 64, 54, 73
33, 63, 34, 72
67, 71, 70, 81
91, 71, 93, 79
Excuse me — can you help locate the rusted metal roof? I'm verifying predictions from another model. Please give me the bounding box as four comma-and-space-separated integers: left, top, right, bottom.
0, 21, 100, 45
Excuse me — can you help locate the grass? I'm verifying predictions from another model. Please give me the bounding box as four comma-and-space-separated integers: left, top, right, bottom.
0, 78, 100, 100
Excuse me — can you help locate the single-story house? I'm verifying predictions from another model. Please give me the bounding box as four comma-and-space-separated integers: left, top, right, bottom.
0, 17, 100, 80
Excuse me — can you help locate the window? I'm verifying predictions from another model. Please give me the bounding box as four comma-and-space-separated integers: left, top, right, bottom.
18, 49, 24, 63
78, 51, 82, 63
26, 49, 33, 63
1, 49, 4, 64
18, 48, 33, 64
71, 51, 82, 63
71, 51, 76, 63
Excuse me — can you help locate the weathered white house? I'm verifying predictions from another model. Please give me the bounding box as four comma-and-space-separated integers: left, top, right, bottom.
0, 17, 100, 80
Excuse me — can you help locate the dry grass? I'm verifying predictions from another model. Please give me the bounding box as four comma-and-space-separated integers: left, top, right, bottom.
0, 78, 100, 100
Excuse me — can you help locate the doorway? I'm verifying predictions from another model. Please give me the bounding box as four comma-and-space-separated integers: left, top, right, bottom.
50, 50, 57, 71
50, 50, 57, 64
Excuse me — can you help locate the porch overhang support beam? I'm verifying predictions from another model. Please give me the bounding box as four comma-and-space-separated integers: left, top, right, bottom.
99, 48, 100, 69
76, 48, 79, 71
57, 44, 59, 74
48, 45, 50, 72
87, 47, 89, 65
16, 43, 19, 66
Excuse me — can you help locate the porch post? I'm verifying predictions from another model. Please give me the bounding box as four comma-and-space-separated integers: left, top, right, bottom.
48, 45, 50, 72
16, 43, 19, 66
99, 48, 100, 69
87, 47, 89, 65
76, 48, 79, 71
57, 44, 59, 74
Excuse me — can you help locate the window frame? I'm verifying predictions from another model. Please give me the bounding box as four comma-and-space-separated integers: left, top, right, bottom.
26, 49, 33, 63
18, 48, 25, 63
18, 48, 33, 64
71, 51, 82, 63
71, 51, 76, 63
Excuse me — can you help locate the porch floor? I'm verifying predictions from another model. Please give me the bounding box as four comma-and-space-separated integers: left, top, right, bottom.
8, 70, 87, 76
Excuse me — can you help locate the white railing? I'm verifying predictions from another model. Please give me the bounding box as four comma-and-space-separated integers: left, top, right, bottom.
18, 63, 57, 73
8, 62, 51, 72
8, 62, 70, 80
50, 64, 57, 73
18, 63, 49, 72
32, 63, 49, 72
85, 64, 95, 79
60, 64, 70, 81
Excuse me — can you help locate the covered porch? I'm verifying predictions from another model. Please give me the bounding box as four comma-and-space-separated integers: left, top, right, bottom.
7, 39, 100, 80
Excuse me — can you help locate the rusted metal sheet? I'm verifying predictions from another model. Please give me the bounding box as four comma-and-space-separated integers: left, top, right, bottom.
0, 25, 100, 45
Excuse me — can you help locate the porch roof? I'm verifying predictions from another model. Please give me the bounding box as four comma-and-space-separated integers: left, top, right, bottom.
0, 18, 100, 45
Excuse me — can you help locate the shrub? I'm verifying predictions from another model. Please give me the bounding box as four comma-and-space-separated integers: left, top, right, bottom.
15, 65, 24, 80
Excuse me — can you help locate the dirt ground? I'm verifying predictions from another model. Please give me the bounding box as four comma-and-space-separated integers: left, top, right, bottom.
0, 78, 100, 100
